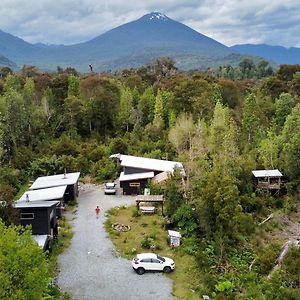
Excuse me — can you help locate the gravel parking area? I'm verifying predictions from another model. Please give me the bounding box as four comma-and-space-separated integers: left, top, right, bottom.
57, 184, 174, 300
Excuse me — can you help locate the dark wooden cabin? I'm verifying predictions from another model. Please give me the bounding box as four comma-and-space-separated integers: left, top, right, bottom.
119, 172, 154, 195
110, 154, 185, 195
18, 185, 67, 217
14, 200, 59, 236
29, 172, 80, 202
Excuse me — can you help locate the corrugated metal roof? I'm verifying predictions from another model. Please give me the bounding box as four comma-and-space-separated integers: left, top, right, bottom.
110, 154, 185, 175
18, 186, 67, 202
30, 172, 80, 190
252, 169, 283, 178
119, 171, 154, 182
14, 200, 59, 208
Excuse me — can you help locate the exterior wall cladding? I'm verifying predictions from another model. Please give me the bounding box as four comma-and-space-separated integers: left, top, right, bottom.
124, 167, 160, 175
19, 207, 57, 235
120, 178, 149, 195
64, 183, 79, 202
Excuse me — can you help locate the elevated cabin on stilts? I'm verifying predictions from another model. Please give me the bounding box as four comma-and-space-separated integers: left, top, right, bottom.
252, 169, 283, 195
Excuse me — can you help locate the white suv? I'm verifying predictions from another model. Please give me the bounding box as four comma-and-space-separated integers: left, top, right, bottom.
132, 253, 175, 275
104, 182, 116, 195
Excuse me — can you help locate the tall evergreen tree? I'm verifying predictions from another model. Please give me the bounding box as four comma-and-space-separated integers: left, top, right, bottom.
242, 93, 260, 144
118, 85, 134, 132
138, 86, 155, 125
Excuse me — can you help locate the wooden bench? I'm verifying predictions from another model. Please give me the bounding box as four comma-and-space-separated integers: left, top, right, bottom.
140, 206, 155, 214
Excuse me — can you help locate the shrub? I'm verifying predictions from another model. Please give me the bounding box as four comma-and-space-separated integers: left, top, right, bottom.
149, 232, 157, 240
92, 157, 117, 181
141, 237, 151, 248
254, 241, 281, 275
131, 207, 140, 217
29, 155, 63, 178
150, 243, 162, 251
172, 204, 198, 237
181, 237, 200, 256
281, 246, 300, 288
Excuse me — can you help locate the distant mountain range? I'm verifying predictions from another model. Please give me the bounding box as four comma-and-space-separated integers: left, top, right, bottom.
0, 12, 299, 72
230, 44, 300, 65
0, 54, 17, 68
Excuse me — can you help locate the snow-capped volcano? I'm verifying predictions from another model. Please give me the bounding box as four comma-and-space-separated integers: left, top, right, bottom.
0, 11, 237, 71
146, 12, 169, 21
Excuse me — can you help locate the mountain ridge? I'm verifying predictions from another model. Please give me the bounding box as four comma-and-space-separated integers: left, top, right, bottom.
231, 44, 300, 65
0, 12, 297, 71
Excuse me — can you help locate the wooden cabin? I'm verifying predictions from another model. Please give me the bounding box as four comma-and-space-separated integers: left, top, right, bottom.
29, 172, 80, 202
14, 200, 59, 250
18, 186, 67, 217
110, 154, 185, 195
252, 169, 283, 193
14, 200, 59, 235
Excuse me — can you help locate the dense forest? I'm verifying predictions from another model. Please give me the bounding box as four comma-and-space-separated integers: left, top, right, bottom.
0, 57, 300, 299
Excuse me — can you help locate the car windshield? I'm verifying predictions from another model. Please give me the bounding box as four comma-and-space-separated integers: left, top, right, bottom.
156, 255, 165, 262
105, 183, 115, 189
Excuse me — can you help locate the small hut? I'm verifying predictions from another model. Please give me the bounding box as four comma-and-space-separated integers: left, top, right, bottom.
168, 230, 181, 247
252, 169, 283, 194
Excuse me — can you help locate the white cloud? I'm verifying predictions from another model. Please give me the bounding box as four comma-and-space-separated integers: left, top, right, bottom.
0, 0, 299, 47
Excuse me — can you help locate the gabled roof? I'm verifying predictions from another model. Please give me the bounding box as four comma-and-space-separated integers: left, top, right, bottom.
110, 154, 185, 175
18, 186, 67, 202
119, 171, 154, 182
29, 172, 80, 190
252, 169, 283, 178
14, 200, 59, 209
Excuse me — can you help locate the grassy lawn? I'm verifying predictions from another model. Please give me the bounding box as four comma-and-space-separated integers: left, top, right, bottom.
105, 205, 201, 300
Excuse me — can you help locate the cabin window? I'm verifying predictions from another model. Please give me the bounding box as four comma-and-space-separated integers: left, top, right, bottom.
129, 182, 140, 187
20, 213, 34, 220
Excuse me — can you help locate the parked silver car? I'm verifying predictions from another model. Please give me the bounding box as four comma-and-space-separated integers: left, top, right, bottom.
104, 182, 116, 195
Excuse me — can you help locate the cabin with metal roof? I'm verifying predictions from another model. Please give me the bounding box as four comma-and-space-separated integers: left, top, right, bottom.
110, 154, 185, 195
252, 169, 283, 193
14, 200, 59, 246
29, 172, 80, 201
18, 186, 67, 217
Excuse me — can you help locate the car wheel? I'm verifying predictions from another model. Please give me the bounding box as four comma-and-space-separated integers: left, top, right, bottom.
163, 266, 171, 273
136, 267, 145, 275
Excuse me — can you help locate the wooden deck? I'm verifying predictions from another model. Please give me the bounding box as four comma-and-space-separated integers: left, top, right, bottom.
257, 182, 281, 190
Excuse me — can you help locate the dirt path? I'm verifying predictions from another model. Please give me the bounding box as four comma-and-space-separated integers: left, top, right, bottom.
57, 184, 174, 300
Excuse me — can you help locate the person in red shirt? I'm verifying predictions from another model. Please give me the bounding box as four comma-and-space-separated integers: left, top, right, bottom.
95, 206, 101, 218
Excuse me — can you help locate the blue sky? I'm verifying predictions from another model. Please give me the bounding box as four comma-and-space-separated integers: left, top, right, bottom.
0, 0, 299, 47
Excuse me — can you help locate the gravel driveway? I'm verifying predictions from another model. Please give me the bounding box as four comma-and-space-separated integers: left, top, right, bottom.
57, 184, 174, 300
